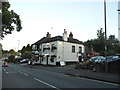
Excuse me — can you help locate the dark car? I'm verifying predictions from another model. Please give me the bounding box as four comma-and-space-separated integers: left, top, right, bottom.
20, 59, 29, 63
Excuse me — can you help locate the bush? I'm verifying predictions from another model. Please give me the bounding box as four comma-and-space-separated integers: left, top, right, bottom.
75, 61, 95, 70
8, 55, 15, 63
75, 59, 120, 74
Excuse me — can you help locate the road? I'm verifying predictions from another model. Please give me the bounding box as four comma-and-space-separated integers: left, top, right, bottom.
2, 63, 119, 89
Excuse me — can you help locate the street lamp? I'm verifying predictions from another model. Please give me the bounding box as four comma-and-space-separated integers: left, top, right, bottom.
18, 40, 20, 51
104, 0, 108, 72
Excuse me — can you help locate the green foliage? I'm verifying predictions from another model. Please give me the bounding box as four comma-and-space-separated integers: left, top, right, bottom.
21, 44, 32, 55
21, 44, 32, 59
26, 44, 32, 51
1, 2, 22, 38
85, 29, 120, 55
2, 50, 9, 55
21, 46, 26, 55
8, 55, 15, 63
22, 52, 31, 59
9, 49, 16, 55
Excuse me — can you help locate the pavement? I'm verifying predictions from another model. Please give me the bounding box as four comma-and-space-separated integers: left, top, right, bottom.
56, 64, 120, 84
22, 63, 120, 85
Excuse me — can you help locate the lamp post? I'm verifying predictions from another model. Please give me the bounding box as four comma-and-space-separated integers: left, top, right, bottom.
104, 0, 108, 72
18, 40, 20, 52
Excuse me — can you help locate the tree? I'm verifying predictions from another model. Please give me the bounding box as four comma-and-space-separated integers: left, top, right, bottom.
9, 49, 16, 55
107, 35, 120, 55
85, 29, 106, 55
1, 2, 22, 38
96, 28, 105, 54
21, 44, 32, 59
97, 28, 105, 41
26, 44, 32, 52
21, 46, 26, 55
85, 29, 120, 55
22, 52, 31, 59
8, 55, 15, 63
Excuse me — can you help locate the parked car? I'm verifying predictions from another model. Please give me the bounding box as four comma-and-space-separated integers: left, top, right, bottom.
27, 60, 32, 65
107, 56, 120, 62
2, 59, 8, 67
89, 56, 105, 63
20, 59, 29, 63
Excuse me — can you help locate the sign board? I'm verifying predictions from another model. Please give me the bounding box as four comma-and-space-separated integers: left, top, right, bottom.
60, 61, 66, 66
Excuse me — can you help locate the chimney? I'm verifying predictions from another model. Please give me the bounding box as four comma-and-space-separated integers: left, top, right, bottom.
63, 29, 68, 41
69, 32, 73, 39
46, 32, 51, 38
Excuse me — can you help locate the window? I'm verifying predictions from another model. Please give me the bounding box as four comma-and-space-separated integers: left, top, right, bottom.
43, 45, 45, 52
79, 46, 82, 53
39, 45, 42, 51
51, 44, 57, 51
50, 57, 54, 62
72, 46, 75, 53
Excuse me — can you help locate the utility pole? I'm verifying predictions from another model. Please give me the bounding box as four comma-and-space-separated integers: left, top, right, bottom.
104, 0, 108, 73
18, 40, 20, 52
118, 1, 120, 41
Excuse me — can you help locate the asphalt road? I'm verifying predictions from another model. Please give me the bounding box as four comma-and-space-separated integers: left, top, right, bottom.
2, 63, 119, 89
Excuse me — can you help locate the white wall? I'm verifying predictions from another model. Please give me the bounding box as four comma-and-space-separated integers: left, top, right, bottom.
39, 41, 85, 65
56, 41, 63, 62
40, 42, 57, 65
57, 41, 85, 62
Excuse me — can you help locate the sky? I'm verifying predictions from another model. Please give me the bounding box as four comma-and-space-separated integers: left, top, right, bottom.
0, 0, 120, 51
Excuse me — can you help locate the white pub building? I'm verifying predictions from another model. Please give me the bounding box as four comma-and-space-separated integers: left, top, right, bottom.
32, 29, 85, 66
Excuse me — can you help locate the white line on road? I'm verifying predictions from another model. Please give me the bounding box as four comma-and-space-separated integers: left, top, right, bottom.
34, 78, 61, 90
18, 71, 29, 76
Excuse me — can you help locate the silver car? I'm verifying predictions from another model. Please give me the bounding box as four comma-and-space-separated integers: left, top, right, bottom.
89, 56, 105, 63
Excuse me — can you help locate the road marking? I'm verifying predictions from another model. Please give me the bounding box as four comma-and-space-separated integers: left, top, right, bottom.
23, 73, 29, 76
34, 78, 61, 90
18, 71, 29, 76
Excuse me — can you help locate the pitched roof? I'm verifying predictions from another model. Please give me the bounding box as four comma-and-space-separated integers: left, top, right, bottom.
33, 36, 84, 45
